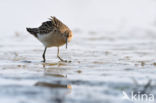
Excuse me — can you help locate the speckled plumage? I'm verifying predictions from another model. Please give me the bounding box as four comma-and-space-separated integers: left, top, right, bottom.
27, 16, 70, 36
26, 16, 73, 62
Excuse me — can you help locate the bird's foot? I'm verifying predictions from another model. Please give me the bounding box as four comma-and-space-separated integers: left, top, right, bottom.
59, 60, 72, 63
57, 56, 71, 63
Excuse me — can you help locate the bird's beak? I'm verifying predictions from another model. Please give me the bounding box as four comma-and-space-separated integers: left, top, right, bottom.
66, 37, 68, 49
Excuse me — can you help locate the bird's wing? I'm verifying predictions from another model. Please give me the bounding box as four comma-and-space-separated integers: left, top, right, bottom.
38, 16, 69, 34
38, 21, 54, 34
49, 16, 69, 32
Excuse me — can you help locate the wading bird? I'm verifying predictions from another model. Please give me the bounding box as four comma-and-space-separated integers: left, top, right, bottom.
26, 16, 73, 62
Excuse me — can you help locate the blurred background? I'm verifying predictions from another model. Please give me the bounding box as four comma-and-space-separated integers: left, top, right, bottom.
0, 0, 156, 103
1, 0, 156, 35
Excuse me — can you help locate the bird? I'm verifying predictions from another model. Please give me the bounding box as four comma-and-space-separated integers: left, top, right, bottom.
26, 16, 73, 62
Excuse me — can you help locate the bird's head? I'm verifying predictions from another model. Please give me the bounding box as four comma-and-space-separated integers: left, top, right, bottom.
63, 30, 73, 49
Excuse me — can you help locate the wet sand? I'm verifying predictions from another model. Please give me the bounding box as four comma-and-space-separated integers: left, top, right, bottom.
0, 27, 156, 103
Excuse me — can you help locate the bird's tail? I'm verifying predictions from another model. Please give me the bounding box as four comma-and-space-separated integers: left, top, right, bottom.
26, 28, 38, 37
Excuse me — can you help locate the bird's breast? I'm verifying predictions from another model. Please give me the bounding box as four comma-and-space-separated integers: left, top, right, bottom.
37, 32, 66, 47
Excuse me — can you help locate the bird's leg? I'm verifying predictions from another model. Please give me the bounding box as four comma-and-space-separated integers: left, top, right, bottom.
42, 47, 47, 62
57, 47, 67, 62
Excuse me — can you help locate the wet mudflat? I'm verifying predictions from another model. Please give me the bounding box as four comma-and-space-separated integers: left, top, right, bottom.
1, 0, 156, 103
1, 28, 156, 103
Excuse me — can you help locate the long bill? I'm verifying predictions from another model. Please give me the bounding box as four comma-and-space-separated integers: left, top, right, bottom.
66, 37, 68, 49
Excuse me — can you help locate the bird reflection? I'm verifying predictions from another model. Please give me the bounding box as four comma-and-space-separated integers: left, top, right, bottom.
37, 61, 72, 92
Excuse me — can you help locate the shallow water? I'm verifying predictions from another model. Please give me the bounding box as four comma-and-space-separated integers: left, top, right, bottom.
1, 28, 156, 103
1, 0, 156, 103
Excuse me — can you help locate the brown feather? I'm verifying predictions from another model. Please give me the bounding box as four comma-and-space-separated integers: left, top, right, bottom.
37, 16, 69, 34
